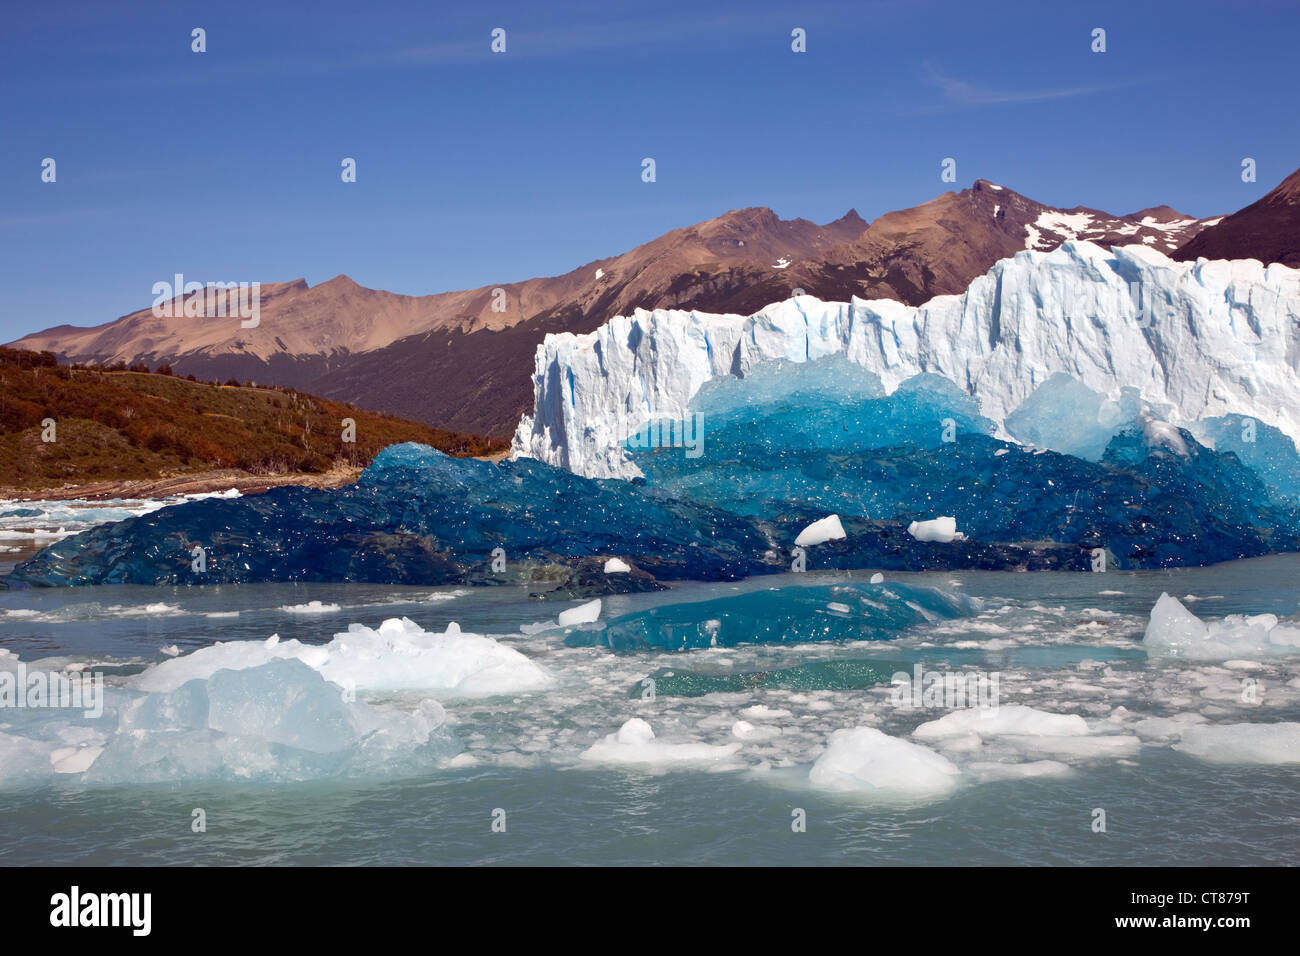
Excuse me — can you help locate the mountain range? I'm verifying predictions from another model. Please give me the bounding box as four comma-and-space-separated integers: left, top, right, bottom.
11, 167, 1298, 439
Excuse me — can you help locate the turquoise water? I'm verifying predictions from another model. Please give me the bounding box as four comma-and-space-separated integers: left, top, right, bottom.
2, 542, 1299, 866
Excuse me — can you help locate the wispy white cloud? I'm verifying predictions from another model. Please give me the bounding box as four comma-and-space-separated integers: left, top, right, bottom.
916, 58, 1145, 110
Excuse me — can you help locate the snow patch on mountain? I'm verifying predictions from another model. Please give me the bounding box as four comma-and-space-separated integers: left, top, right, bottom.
511, 241, 1300, 480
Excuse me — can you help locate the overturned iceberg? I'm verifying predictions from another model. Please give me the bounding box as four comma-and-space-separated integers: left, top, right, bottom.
8, 443, 774, 588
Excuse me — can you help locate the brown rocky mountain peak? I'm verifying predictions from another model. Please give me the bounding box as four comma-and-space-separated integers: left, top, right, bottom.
10, 178, 1228, 439
1173, 165, 1300, 267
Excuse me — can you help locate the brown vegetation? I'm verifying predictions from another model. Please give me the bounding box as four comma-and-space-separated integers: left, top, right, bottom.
0, 348, 506, 493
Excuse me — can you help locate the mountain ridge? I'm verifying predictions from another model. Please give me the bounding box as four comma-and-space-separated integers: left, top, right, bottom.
1173, 166, 1300, 266
9, 174, 1255, 438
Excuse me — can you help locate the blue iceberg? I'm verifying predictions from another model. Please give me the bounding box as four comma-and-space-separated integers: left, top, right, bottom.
566, 581, 982, 652
10, 356, 1300, 589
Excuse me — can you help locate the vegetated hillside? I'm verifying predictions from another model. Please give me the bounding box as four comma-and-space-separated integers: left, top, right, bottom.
0, 348, 505, 492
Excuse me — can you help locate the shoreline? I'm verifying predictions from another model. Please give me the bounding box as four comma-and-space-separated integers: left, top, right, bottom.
0, 466, 364, 503
0, 448, 514, 503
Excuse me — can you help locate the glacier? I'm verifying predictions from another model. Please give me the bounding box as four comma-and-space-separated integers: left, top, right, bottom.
9, 242, 1300, 589
512, 241, 1300, 480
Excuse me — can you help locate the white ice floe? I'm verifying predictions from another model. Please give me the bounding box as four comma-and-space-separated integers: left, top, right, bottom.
280, 601, 341, 615
1174, 722, 1300, 765
914, 704, 1089, 740
603, 557, 631, 574
558, 599, 602, 627
1144, 593, 1300, 660
809, 726, 961, 796
794, 514, 846, 547
907, 516, 960, 543
133, 617, 554, 698
966, 759, 1072, 781
580, 718, 743, 767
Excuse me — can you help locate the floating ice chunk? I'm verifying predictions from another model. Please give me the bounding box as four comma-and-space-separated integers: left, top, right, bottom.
281, 601, 341, 614
870, 572, 884, 584
1174, 722, 1300, 764
133, 616, 553, 698
809, 727, 961, 796
603, 557, 631, 574
558, 599, 602, 627
1132, 713, 1208, 741
731, 720, 780, 741
966, 759, 1072, 781
612, 717, 653, 745
50, 745, 104, 774
83, 659, 462, 784
583, 581, 979, 651
795, 514, 845, 547
740, 704, 793, 720
907, 516, 959, 543
1010, 734, 1141, 760
201, 659, 358, 753
914, 705, 1089, 740
580, 718, 743, 767
0, 730, 57, 783
1143, 593, 1300, 660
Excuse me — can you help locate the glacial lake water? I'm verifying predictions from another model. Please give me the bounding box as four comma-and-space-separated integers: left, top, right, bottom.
1, 527, 1298, 866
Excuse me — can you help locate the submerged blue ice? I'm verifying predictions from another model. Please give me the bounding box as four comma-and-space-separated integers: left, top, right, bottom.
566, 581, 982, 652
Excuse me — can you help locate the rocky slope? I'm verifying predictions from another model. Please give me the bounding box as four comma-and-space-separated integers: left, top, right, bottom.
1173, 166, 1300, 267
9, 180, 1225, 438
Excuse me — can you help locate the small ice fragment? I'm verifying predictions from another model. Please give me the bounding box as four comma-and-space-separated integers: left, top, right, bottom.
795, 514, 846, 547
908, 516, 959, 543
558, 599, 602, 627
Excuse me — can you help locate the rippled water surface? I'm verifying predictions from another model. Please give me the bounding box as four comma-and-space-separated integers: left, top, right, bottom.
3, 540, 1298, 865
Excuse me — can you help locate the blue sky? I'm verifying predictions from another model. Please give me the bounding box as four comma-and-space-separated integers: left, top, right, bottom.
2, 0, 1297, 338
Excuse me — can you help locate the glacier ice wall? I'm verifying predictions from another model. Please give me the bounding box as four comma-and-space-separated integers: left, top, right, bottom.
511, 241, 1300, 479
